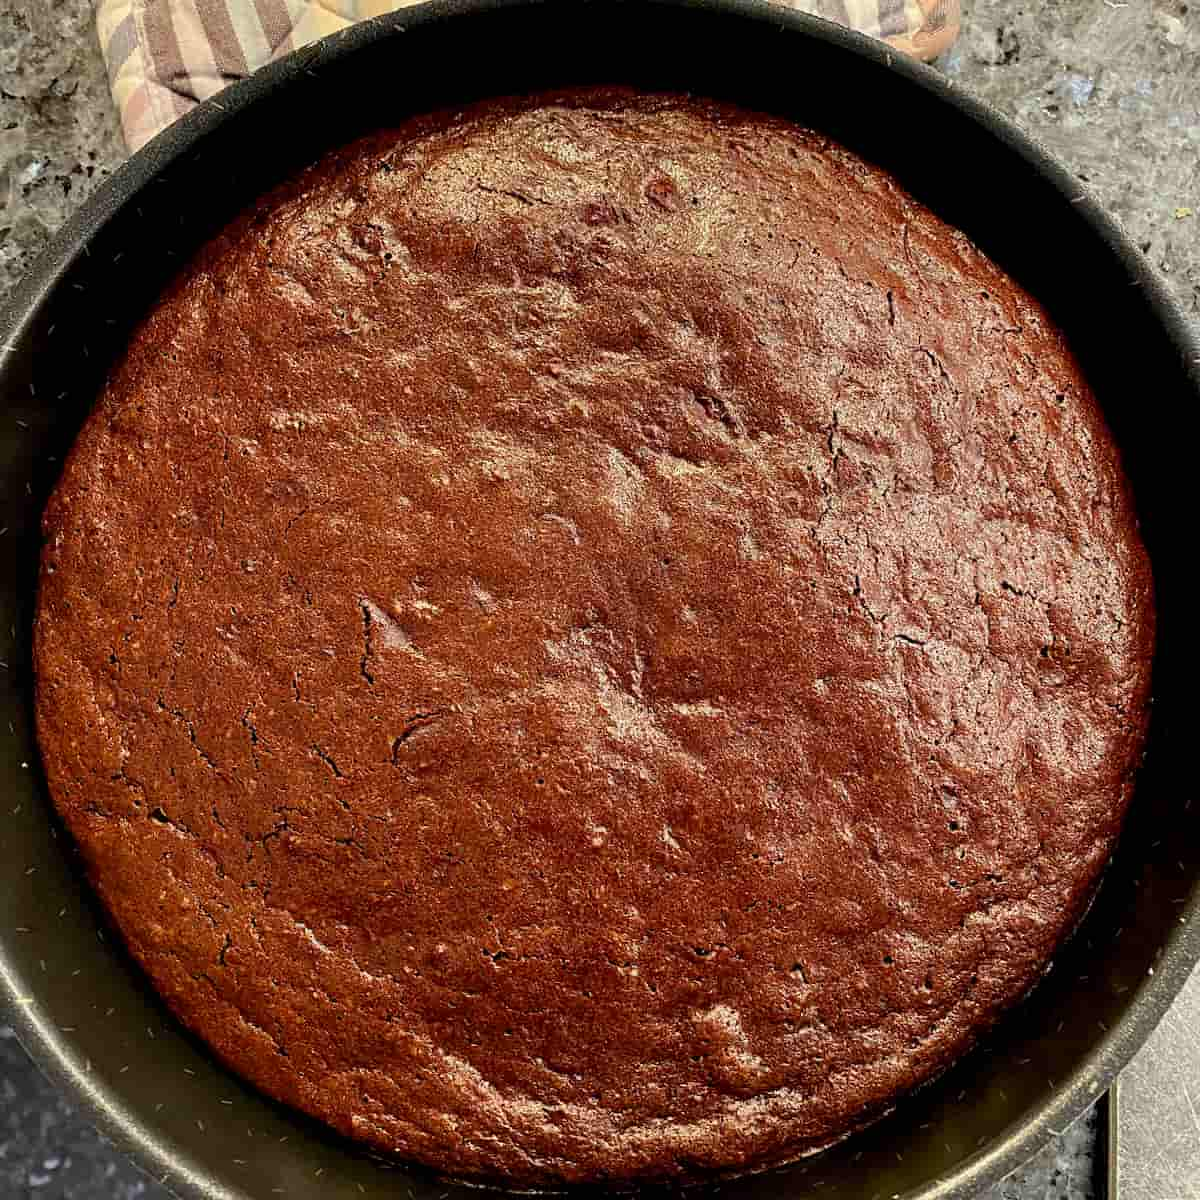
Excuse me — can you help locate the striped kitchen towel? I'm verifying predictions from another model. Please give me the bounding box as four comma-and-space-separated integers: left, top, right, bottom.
97, 0, 960, 154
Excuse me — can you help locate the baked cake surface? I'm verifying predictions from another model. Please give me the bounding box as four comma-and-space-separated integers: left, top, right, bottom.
35, 90, 1153, 1185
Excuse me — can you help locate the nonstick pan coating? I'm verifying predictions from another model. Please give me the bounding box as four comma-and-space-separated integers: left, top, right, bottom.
1, 2, 1197, 1197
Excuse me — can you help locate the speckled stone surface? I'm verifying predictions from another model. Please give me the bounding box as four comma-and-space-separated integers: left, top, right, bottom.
0, 0, 123, 299
1, 1028, 151, 1199
1, 0, 1196, 1196
946, 0, 1200, 325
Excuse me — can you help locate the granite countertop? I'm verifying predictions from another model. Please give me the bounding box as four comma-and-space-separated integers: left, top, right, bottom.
1, 0, 1196, 1196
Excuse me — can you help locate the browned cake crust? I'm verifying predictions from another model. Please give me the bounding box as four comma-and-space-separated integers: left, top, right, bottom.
35, 90, 1153, 1185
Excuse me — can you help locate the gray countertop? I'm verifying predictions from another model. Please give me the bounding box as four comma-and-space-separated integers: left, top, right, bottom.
1, 0, 1196, 1196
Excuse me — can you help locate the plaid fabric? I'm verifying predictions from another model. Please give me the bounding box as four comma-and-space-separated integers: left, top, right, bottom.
97, 0, 960, 153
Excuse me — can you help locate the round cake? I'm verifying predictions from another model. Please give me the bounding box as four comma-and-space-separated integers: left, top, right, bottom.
35, 90, 1153, 1185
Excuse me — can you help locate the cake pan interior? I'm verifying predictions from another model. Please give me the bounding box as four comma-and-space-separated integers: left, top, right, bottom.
1, 2, 1197, 1198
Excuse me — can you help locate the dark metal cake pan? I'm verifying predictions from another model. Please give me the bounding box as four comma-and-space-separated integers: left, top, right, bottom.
1, 1, 1197, 1196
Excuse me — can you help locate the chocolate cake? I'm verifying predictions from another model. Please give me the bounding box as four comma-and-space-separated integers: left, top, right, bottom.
35, 90, 1153, 1185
